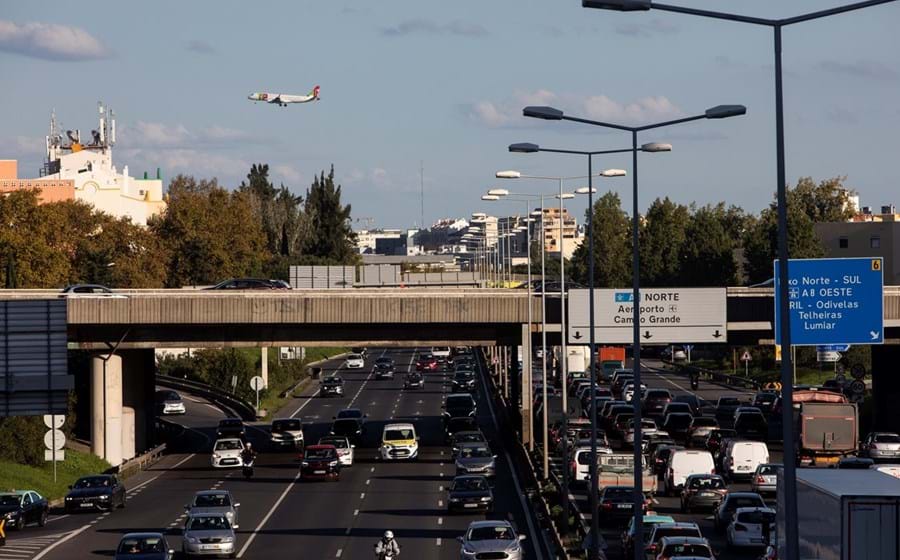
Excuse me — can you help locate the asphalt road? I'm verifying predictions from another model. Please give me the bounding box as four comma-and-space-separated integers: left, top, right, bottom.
552, 358, 780, 560
5, 348, 542, 560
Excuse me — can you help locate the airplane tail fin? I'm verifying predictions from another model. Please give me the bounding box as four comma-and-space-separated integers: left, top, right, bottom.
311, 85, 320, 99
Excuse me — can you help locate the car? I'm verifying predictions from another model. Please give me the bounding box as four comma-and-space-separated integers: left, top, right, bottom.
64, 475, 126, 512
651, 444, 683, 477
704, 428, 737, 456
185, 490, 240, 529
715, 397, 743, 425
623, 382, 647, 403
624, 418, 659, 445
450, 430, 487, 457
155, 390, 186, 415
662, 413, 695, 443
452, 371, 477, 392
329, 418, 363, 445
300, 444, 341, 480
570, 445, 615, 484
662, 449, 716, 497
714, 492, 766, 533
345, 353, 365, 369
380, 423, 419, 460
181, 513, 236, 558
655, 535, 715, 560
60, 284, 126, 298
373, 362, 394, 380
583, 396, 614, 419
215, 418, 245, 439
673, 394, 703, 416
455, 442, 496, 477
750, 463, 780, 494
446, 416, 479, 443
687, 417, 719, 447
373, 356, 394, 370
860, 432, 900, 461
457, 520, 525, 560
838, 456, 875, 469
270, 418, 304, 450
752, 391, 778, 414
351, 347, 367, 357
645, 522, 704, 558
612, 413, 636, 439
210, 438, 244, 469
680, 474, 727, 513
0, 491, 48, 529
403, 372, 425, 389
643, 389, 674, 417
661, 402, 693, 418
621, 514, 675, 559
114, 532, 174, 560
206, 278, 289, 290
447, 475, 494, 513
318, 436, 355, 466
431, 346, 452, 365
335, 408, 367, 425
721, 440, 769, 481
611, 373, 634, 397
726, 507, 776, 548
416, 353, 440, 372
443, 393, 477, 419
597, 486, 645, 526
320, 376, 344, 397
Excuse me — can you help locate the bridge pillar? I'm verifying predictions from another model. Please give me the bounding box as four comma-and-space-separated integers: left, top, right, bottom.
520, 323, 533, 448
91, 354, 123, 465
872, 345, 900, 431
121, 349, 156, 454
502, 346, 509, 399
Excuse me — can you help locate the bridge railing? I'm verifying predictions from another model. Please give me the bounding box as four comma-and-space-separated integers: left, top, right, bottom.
156, 374, 257, 420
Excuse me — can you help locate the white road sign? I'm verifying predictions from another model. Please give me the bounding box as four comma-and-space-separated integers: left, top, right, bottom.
741, 351, 752, 362
568, 288, 728, 344
43, 414, 64, 429
250, 375, 265, 391
44, 429, 66, 451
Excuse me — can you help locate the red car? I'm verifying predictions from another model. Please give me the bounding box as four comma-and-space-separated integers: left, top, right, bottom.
416, 354, 439, 372
300, 445, 341, 481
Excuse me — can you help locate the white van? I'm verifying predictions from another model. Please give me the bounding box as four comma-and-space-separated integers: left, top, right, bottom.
380, 423, 419, 460
663, 449, 716, 496
570, 446, 614, 485
722, 440, 769, 481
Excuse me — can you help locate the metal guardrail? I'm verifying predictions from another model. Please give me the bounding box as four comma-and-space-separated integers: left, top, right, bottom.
156, 374, 257, 420
110, 442, 167, 479
664, 360, 763, 391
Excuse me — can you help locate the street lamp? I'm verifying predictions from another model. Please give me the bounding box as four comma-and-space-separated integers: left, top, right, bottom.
523, 104, 744, 554
580, 5, 894, 558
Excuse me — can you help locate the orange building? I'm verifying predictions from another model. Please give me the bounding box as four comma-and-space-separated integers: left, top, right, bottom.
0, 160, 74, 203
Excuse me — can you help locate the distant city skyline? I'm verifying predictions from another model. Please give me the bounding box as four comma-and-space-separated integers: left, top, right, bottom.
2, 1, 899, 228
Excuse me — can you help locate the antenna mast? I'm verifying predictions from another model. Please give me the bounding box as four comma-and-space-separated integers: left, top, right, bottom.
420, 160, 425, 230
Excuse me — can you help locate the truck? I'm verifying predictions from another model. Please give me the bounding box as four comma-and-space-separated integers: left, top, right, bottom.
598, 347, 626, 383
778, 468, 900, 560
566, 346, 589, 378
595, 453, 657, 495
788, 390, 858, 466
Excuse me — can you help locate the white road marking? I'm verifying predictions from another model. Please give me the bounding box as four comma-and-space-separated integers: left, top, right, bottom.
336, 548, 343, 557
437, 517, 443, 525
360, 493, 366, 500
354, 509, 359, 516
438, 500, 443, 507
236, 471, 301, 558
436, 538, 442, 546
32, 525, 92, 560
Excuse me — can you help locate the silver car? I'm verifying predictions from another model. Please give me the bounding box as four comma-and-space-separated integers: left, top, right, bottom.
750, 463, 780, 495
181, 514, 236, 558
458, 520, 526, 560
185, 490, 240, 529
455, 443, 496, 478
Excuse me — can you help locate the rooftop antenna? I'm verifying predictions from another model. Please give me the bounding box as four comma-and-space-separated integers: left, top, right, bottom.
420, 160, 425, 231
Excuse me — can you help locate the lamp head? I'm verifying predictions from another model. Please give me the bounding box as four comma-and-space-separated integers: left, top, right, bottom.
582, 0, 652, 10
575, 187, 598, 195
509, 142, 540, 153
487, 189, 509, 196
556, 193, 575, 200
495, 170, 521, 179
641, 142, 672, 153
522, 106, 564, 120
705, 105, 747, 119
600, 168, 627, 177
481, 195, 500, 201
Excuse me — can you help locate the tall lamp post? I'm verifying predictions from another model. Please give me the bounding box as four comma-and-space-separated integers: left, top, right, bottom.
578, 6, 893, 556
523, 103, 745, 556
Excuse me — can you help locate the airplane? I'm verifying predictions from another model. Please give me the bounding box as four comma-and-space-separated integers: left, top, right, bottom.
248, 85, 320, 107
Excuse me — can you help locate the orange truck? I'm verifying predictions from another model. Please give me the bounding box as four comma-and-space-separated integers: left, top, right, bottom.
598, 347, 626, 383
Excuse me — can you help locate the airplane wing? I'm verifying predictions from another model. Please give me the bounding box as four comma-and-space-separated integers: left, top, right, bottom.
268, 95, 282, 104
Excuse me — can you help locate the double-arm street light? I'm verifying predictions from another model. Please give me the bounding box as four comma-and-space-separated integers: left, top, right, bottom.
580, 4, 895, 557
523, 103, 745, 556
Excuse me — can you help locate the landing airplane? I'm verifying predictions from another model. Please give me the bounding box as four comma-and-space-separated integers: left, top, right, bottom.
248, 85, 320, 107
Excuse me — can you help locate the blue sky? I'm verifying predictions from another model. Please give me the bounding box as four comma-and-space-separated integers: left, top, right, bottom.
2, 1, 899, 228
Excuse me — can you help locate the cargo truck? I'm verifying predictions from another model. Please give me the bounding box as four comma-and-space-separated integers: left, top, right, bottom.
598, 347, 626, 383
594, 453, 657, 495
777, 468, 900, 560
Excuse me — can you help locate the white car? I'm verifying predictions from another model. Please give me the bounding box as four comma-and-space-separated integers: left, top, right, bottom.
211, 438, 244, 468
345, 354, 365, 369
727, 507, 776, 548
431, 346, 452, 363
623, 382, 647, 403
318, 436, 354, 466
571, 446, 614, 485
458, 520, 525, 560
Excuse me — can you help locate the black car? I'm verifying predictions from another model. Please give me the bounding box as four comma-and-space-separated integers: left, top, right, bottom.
734, 410, 768, 440
206, 278, 289, 290
374, 362, 394, 380
752, 391, 778, 414
447, 475, 494, 513
320, 377, 344, 397
443, 394, 476, 420
452, 371, 477, 392
715, 396, 743, 425
673, 394, 703, 416
336, 408, 367, 424
403, 372, 425, 389
216, 418, 246, 439
662, 413, 695, 443
642, 389, 673, 418
445, 416, 479, 442
65, 475, 126, 512
330, 418, 363, 444
597, 486, 643, 526
0, 491, 48, 529
450, 430, 488, 457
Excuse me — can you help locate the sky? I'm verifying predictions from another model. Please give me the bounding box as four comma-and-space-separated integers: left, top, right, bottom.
2, 1, 899, 229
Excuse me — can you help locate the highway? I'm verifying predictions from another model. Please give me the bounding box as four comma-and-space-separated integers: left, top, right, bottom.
3, 348, 543, 559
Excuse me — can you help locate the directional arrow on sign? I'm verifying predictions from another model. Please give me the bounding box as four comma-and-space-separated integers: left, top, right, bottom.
642, 331, 653, 340
573, 331, 583, 340
712, 330, 723, 339
870, 331, 880, 340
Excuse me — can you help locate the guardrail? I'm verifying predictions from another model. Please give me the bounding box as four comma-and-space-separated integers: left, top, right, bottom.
663, 360, 762, 391
156, 374, 257, 420
109, 442, 167, 479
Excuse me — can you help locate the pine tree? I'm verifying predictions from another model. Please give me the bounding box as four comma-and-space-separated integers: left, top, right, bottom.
302, 166, 357, 263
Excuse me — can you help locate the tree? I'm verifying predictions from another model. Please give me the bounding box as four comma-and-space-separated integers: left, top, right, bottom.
678, 205, 739, 286
639, 197, 690, 287
791, 176, 856, 223
570, 191, 631, 288
72, 215, 168, 288
239, 164, 307, 260
302, 167, 357, 263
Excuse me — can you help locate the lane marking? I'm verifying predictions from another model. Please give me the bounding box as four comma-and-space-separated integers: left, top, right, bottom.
236, 471, 301, 558
436, 538, 442, 546
354, 509, 359, 516
336, 548, 343, 557
438, 500, 443, 507
32, 525, 92, 560
437, 517, 443, 525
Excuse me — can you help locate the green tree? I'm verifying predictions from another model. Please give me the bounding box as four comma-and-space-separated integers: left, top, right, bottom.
72, 215, 168, 288
639, 197, 690, 287
302, 167, 357, 263
791, 176, 857, 223
678, 204, 739, 286
570, 191, 631, 287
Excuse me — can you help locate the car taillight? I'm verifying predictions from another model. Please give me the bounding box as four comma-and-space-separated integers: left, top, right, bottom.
602, 502, 613, 510
647, 544, 657, 553
757, 475, 766, 483
734, 523, 748, 531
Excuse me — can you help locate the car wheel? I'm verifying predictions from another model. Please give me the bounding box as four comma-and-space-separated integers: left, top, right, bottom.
39, 509, 48, 527
16, 515, 25, 530
680, 500, 686, 513
119, 495, 126, 509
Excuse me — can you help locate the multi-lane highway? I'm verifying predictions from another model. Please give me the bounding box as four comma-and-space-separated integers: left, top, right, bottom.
3, 348, 542, 560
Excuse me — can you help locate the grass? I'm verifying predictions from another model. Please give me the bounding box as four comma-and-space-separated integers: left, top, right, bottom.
0, 449, 110, 502
686, 359, 842, 387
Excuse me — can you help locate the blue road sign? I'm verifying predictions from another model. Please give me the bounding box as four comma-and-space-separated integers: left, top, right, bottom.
775, 257, 883, 346
816, 344, 851, 353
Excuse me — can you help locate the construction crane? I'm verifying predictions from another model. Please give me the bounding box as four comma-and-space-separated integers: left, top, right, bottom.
355, 217, 375, 229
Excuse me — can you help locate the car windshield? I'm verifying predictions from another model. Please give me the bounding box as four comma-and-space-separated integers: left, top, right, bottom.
117, 537, 165, 554
719, 397, 741, 406
459, 447, 491, 459
692, 418, 717, 428
375, 358, 392, 365
219, 420, 242, 428
214, 440, 242, 451
337, 410, 362, 419
654, 527, 701, 541
454, 478, 488, 491
738, 510, 776, 524
385, 429, 414, 441
469, 526, 514, 541
455, 372, 474, 379
320, 438, 348, 449
729, 496, 765, 510
449, 419, 476, 432
273, 419, 301, 431
662, 544, 712, 557
875, 434, 900, 443
74, 476, 111, 488
324, 378, 342, 385
348, 354, 362, 360
647, 390, 671, 399
455, 432, 485, 444
194, 494, 230, 507
665, 416, 693, 428
603, 488, 633, 500
689, 477, 725, 490
187, 516, 230, 531
305, 448, 336, 460
0, 495, 20, 506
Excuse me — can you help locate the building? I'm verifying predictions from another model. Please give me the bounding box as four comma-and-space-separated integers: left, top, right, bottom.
815, 204, 900, 285
356, 229, 404, 254
535, 207, 582, 259
0, 159, 74, 203
12, 103, 166, 225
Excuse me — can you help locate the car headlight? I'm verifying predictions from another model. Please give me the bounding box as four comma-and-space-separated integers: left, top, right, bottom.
480, 496, 492, 502
450, 497, 460, 502
222, 536, 234, 543
99, 494, 110, 499
186, 536, 200, 544
301, 461, 309, 467
213, 453, 221, 459
463, 546, 476, 555
65, 497, 72, 501
329, 460, 339, 467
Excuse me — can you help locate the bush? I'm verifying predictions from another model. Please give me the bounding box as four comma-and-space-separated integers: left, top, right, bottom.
0, 416, 47, 466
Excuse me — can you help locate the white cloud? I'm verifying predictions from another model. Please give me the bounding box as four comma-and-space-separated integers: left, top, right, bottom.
121, 121, 256, 149
273, 164, 304, 185
464, 90, 684, 128
120, 148, 250, 181
0, 19, 109, 61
